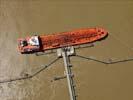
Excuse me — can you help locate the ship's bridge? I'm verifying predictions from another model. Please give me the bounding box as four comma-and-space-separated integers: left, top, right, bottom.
28, 36, 40, 46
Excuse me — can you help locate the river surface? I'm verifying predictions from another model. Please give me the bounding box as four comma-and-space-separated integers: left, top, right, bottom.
0, 0, 133, 100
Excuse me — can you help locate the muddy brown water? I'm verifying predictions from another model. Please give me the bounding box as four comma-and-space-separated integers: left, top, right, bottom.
0, 0, 133, 100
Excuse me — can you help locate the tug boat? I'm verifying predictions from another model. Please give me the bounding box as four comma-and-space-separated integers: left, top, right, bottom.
18, 28, 108, 54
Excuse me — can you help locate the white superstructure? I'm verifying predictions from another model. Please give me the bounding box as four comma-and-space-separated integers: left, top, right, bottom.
29, 36, 40, 46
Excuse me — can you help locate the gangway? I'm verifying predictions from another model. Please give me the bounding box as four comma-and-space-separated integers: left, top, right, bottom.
57, 47, 77, 100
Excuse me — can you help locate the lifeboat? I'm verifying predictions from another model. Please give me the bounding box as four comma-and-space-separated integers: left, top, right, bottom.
18, 28, 108, 54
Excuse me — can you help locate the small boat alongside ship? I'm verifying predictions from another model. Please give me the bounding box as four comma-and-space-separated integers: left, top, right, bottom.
18, 27, 108, 54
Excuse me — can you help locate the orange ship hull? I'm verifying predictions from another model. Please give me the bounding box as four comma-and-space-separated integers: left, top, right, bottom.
18, 28, 108, 53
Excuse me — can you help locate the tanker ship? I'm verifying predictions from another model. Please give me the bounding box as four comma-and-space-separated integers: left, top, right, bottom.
18, 28, 108, 54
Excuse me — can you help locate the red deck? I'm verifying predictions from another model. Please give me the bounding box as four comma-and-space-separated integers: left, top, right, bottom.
40, 28, 108, 50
